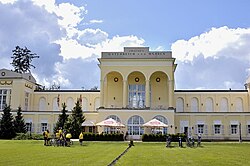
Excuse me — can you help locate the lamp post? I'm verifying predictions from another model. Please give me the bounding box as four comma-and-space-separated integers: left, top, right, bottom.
239, 123, 242, 143
30, 122, 32, 137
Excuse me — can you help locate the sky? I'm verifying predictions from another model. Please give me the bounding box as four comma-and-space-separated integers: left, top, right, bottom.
0, 0, 250, 90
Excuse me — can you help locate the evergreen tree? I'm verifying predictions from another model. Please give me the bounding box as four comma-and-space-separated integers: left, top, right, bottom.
10, 46, 39, 73
0, 105, 16, 139
65, 100, 85, 138
54, 103, 69, 132
13, 107, 27, 133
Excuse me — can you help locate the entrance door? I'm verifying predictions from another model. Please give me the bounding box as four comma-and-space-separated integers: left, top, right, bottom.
127, 115, 144, 140
184, 127, 188, 138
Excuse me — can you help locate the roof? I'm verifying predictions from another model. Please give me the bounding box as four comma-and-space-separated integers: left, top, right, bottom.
175, 89, 248, 93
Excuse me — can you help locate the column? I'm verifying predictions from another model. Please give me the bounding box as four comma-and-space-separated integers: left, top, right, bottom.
100, 79, 104, 108
168, 80, 174, 109
145, 79, 150, 108
103, 79, 108, 108
123, 80, 127, 108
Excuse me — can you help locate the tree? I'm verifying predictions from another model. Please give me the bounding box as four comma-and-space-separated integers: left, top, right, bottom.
54, 103, 69, 132
13, 107, 27, 133
10, 46, 39, 73
0, 105, 16, 139
65, 100, 85, 138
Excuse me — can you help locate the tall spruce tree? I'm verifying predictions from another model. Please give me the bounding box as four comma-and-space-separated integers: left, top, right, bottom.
13, 107, 27, 133
65, 100, 85, 138
54, 103, 69, 132
0, 105, 16, 139
10, 46, 39, 73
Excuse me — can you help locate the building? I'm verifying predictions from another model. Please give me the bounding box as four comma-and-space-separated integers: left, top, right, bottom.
1, 47, 250, 140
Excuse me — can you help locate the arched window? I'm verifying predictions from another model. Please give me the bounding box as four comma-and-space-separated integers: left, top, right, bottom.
82, 97, 88, 111
220, 98, 228, 112
235, 97, 243, 112
127, 115, 144, 136
205, 97, 213, 112
104, 115, 121, 133
52, 97, 59, 111
39, 97, 46, 111
176, 97, 184, 112
153, 115, 168, 134
94, 97, 100, 111
191, 97, 199, 112
66, 97, 74, 111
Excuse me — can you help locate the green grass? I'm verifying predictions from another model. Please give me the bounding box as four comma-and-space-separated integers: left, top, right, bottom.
0, 141, 250, 166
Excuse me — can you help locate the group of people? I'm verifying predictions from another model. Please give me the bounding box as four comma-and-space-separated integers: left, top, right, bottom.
166, 133, 202, 148
43, 127, 84, 147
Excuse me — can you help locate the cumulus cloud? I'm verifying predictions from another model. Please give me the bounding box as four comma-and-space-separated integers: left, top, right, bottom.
0, 0, 145, 89
172, 26, 250, 89
0, 0, 63, 78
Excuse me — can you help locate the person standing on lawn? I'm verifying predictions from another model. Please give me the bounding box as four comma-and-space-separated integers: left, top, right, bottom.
79, 131, 84, 146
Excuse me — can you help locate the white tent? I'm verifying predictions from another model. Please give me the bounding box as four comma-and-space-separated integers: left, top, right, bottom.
81, 120, 96, 127
142, 119, 168, 128
96, 118, 125, 128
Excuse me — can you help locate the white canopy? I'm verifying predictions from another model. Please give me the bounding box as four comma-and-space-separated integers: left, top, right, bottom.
81, 120, 96, 127
142, 119, 168, 128
96, 118, 125, 128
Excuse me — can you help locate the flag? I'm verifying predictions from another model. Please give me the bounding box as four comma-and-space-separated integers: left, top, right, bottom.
79, 94, 82, 106
57, 94, 60, 107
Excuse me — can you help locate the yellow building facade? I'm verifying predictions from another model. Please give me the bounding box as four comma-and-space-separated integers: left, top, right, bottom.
1, 47, 250, 140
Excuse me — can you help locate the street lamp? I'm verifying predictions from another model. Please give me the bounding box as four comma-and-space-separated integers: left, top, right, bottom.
239, 122, 242, 143
30, 122, 32, 137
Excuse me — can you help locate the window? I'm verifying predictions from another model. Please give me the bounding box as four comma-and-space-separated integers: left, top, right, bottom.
128, 85, 145, 108
197, 124, 204, 134
89, 127, 93, 133
127, 115, 144, 135
41, 123, 48, 132
214, 125, 221, 134
154, 115, 168, 134
26, 123, 31, 132
231, 125, 238, 134
191, 97, 199, 112
247, 125, 250, 134
0, 89, 7, 110
24, 92, 29, 111
176, 98, 184, 112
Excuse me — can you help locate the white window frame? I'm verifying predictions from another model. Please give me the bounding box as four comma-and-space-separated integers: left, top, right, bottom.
0, 89, 8, 110
231, 124, 238, 135
41, 123, 48, 132
214, 124, 221, 134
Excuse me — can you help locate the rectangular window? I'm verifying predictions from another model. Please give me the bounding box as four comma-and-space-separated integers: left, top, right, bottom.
89, 127, 92, 133
128, 84, 145, 108
41, 123, 48, 132
214, 125, 221, 134
231, 125, 238, 134
26, 123, 31, 132
248, 125, 250, 134
24, 92, 29, 111
0, 89, 7, 110
197, 124, 204, 134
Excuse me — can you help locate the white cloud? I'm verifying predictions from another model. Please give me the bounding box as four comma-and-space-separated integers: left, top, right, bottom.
172, 26, 250, 89
172, 26, 250, 62
89, 19, 103, 24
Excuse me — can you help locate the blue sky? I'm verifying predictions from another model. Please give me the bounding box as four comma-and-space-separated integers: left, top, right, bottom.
0, 0, 250, 89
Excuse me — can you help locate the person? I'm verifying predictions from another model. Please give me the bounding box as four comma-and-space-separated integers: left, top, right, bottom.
166, 135, 171, 148
79, 131, 84, 146
197, 133, 201, 147
124, 131, 128, 141
178, 136, 182, 147
43, 129, 49, 146
65, 132, 72, 147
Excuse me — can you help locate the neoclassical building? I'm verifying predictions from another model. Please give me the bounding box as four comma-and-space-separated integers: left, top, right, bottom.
0, 47, 250, 140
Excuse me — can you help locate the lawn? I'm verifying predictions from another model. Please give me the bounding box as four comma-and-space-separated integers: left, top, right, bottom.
0, 140, 250, 166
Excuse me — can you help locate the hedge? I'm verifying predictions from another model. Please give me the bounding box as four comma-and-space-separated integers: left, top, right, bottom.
83, 133, 124, 141
142, 133, 186, 142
